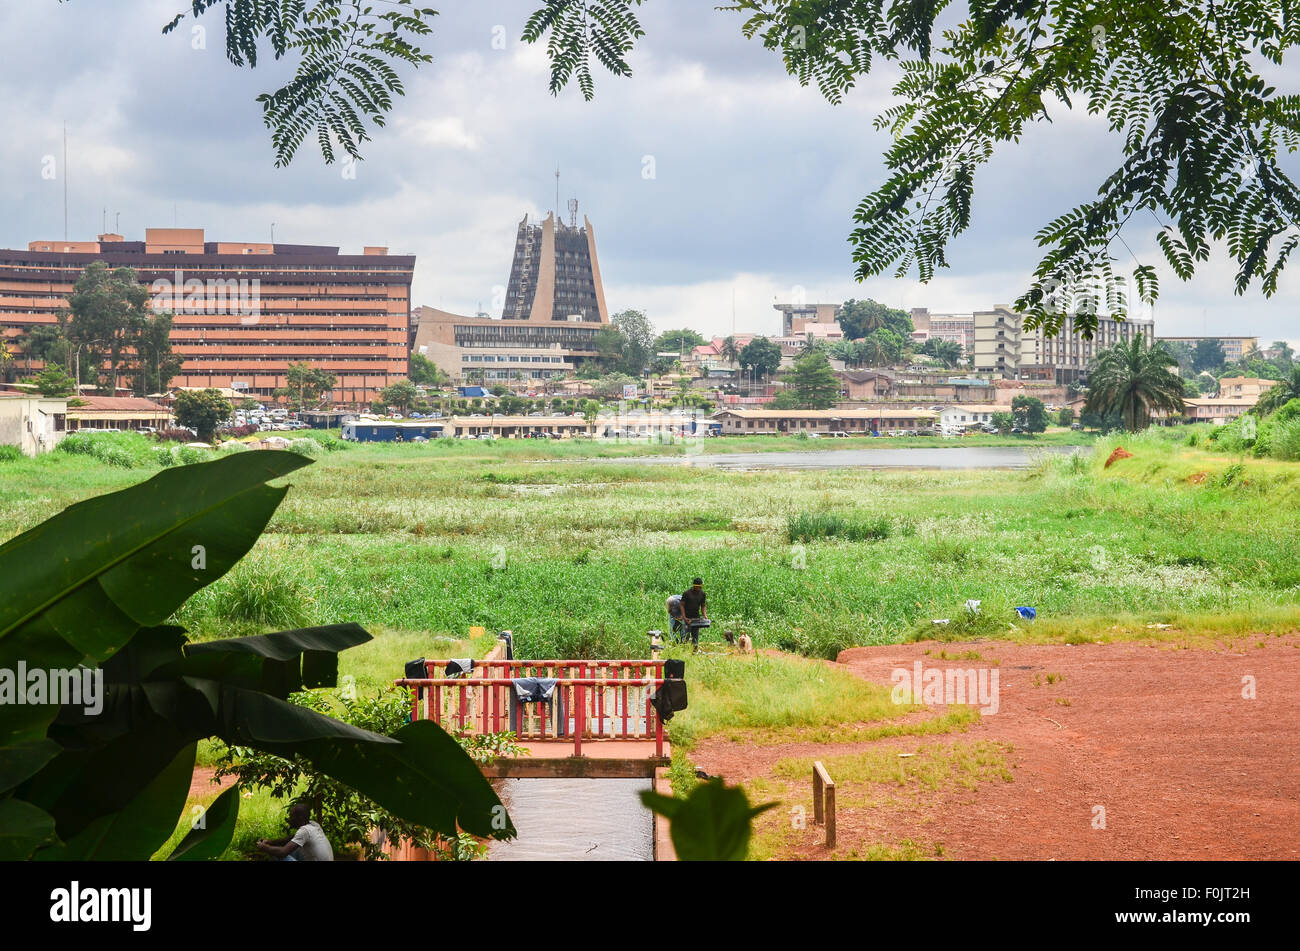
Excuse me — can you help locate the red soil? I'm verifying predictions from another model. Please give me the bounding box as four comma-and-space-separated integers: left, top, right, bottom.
692, 637, 1300, 860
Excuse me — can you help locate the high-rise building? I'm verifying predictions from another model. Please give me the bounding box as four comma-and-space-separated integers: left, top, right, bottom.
502, 212, 609, 323
973, 305, 1155, 383
910, 308, 975, 354
413, 209, 612, 384
0, 228, 413, 406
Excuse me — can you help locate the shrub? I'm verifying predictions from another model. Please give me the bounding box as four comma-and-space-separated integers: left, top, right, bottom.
154, 427, 198, 443
55, 431, 156, 469
0, 445, 23, 462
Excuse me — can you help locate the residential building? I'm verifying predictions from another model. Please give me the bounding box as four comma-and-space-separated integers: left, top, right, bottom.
0, 392, 66, 455
1157, 336, 1259, 363
0, 228, 414, 406
973, 305, 1155, 383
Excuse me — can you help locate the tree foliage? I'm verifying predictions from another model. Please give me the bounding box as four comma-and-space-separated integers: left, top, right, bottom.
379, 378, 419, 414
174, 388, 234, 442
739, 336, 783, 380
836, 299, 912, 341
519, 1, 1300, 337
1011, 394, 1049, 433
781, 349, 841, 409
157, 0, 439, 166
1085, 334, 1186, 430
0, 452, 513, 860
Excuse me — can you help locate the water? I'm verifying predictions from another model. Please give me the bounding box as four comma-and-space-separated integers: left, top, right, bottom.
618, 445, 1080, 470
487, 778, 655, 861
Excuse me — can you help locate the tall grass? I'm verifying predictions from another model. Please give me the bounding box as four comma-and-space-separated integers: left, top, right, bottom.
787, 511, 895, 543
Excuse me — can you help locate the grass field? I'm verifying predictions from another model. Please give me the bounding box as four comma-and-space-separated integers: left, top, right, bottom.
7, 427, 1297, 859
3, 428, 1298, 690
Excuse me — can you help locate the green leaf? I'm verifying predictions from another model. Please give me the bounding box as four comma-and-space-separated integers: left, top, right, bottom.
0, 798, 58, 860
166, 782, 241, 861
34, 742, 197, 861
641, 779, 776, 861
0, 451, 311, 660
0, 738, 62, 794
181, 622, 372, 695
265, 720, 516, 841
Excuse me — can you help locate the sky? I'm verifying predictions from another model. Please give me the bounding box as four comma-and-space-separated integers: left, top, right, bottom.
2, 0, 1296, 344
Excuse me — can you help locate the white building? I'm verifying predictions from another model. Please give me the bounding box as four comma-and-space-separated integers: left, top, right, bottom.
0, 392, 68, 456
938, 404, 1013, 432
973, 306, 1155, 383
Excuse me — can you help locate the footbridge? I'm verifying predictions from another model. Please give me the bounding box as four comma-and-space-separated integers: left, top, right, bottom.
397, 659, 672, 779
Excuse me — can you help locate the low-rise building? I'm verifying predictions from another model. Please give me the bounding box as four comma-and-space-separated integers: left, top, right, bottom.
711, 407, 937, 435
938, 404, 1013, 431
66, 397, 172, 432
1217, 376, 1277, 401
0, 392, 67, 455
1181, 398, 1256, 424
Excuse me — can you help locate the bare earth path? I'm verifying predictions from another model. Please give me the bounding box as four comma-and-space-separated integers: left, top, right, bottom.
693, 637, 1300, 859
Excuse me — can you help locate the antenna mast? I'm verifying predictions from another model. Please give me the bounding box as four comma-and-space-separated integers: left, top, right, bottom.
62, 123, 68, 241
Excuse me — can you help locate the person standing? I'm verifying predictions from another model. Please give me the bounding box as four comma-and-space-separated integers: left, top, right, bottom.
680, 577, 708, 646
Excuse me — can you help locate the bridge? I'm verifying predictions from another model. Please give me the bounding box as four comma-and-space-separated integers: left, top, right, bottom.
397, 659, 672, 779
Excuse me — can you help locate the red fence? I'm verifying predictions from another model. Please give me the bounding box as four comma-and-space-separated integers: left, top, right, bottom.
396, 659, 666, 757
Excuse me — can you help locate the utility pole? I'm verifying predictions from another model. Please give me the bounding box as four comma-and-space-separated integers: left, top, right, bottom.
62, 123, 68, 241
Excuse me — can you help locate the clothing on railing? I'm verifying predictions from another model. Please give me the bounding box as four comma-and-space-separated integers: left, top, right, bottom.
664, 659, 686, 680
508, 677, 567, 736
650, 680, 688, 722
445, 658, 475, 677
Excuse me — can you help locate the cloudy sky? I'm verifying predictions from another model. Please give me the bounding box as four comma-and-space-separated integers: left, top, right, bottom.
3, 1, 1296, 343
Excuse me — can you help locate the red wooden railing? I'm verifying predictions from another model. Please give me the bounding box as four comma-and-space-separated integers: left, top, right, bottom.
396, 659, 666, 757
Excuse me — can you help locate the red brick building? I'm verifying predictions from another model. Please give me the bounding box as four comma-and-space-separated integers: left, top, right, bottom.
0, 228, 414, 406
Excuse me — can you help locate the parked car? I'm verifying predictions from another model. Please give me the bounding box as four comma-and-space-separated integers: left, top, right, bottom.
827, 431, 850, 438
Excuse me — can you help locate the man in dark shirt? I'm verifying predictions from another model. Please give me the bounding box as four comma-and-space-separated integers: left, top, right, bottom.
680, 577, 707, 646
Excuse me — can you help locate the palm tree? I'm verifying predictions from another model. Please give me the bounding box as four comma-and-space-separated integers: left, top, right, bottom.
1085, 334, 1185, 431
1254, 365, 1300, 415
719, 335, 740, 368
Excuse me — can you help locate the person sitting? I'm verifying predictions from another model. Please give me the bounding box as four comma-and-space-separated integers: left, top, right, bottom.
256, 802, 334, 862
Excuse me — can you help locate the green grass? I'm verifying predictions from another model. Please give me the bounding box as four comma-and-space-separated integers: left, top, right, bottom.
4, 431, 1298, 682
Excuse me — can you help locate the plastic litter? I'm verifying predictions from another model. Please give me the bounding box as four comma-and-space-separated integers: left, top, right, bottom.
1015, 606, 1037, 620
964, 599, 982, 614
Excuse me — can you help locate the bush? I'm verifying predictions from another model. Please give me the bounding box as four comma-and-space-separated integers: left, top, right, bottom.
0, 445, 23, 462
154, 427, 198, 443
56, 431, 156, 469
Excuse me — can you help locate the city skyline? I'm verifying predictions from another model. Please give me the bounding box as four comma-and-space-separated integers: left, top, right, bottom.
1, 1, 1296, 344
